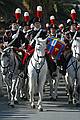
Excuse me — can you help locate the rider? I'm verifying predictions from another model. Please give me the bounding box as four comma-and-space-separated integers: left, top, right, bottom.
3, 19, 26, 64
59, 31, 73, 75
22, 17, 47, 65
48, 24, 57, 37
11, 20, 25, 48
22, 22, 30, 47
3, 19, 25, 48
45, 24, 58, 77
68, 20, 77, 39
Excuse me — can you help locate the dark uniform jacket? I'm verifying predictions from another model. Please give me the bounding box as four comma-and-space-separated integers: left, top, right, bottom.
3, 29, 25, 48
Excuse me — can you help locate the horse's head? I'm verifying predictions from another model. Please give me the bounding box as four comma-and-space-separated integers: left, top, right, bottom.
71, 37, 80, 60
1, 47, 13, 68
34, 37, 48, 58
36, 37, 47, 51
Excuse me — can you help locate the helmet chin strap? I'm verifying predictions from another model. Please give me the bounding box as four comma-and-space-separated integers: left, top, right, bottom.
34, 25, 41, 31
12, 27, 18, 31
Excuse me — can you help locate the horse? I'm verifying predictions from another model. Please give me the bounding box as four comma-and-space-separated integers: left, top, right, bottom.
45, 37, 66, 100
64, 50, 80, 105
0, 47, 20, 107
71, 32, 80, 61
28, 36, 48, 111
0, 64, 3, 97
45, 53, 60, 100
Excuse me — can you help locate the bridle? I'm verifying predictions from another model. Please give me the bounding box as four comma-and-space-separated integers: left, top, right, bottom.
31, 48, 45, 70
30, 44, 46, 84
73, 45, 80, 58
67, 57, 80, 81
1, 53, 10, 69
1, 50, 16, 75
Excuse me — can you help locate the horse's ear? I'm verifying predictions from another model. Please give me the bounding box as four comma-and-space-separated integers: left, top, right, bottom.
38, 36, 48, 42
44, 35, 49, 41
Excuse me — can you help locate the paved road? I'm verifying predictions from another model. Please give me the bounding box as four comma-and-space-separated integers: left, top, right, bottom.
0, 96, 80, 120
0, 75, 80, 120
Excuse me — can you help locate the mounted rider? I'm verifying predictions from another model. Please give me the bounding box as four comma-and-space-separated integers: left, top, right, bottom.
22, 5, 48, 65
22, 16, 47, 64
2, 19, 26, 60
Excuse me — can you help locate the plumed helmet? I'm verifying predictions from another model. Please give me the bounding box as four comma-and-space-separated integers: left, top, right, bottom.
24, 12, 30, 22
15, 8, 21, 20
36, 6, 42, 18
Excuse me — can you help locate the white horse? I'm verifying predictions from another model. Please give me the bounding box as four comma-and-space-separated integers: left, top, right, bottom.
64, 52, 80, 105
0, 47, 19, 107
71, 32, 80, 61
28, 35, 48, 111
0, 64, 3, 97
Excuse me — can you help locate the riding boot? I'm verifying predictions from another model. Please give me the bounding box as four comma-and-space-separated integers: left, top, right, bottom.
22, 49, 34, 65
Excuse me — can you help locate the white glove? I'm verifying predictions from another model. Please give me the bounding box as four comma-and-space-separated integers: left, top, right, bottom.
3, 42, 8, 47
12, 27, 20, 40
12, 33, 18, 40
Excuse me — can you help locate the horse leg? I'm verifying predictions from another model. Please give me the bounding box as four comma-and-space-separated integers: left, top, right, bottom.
73, 79, 79, 104
25, 78, 29, 100
69, 86, 73, 104
17, 72, 24, 99
53, 68, 59, 100
74, 83, 80, 106
68, 85, 74, 104
77, 84, 80, 105
14, 77, 20, 104
37, 76, 46, 111
0, 71, 3, 97
10, 79, 16, 107
49, 78, 53, 98
29, 77, 35, 108
3, 75, 11, 103
21, 77, 29, 100
53, 78, 58, 100
37, 85, 43, 111
65, 73, 74, 104
47, 70, 53, 98
18, 71, 25, 99
64, 73, 69, 96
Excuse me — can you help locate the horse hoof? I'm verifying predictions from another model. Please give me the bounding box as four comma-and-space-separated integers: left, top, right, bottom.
20, 95, 28, 100
37, 105, 43, 112
75, 102, 80, 107
43, 89, 45, 92
10, 104, 15, 108
31, 104, 35, 109
8, 102, 10, 105
73, 99, 77, 104
38, 107, 43, 112
23, 97, 28, 101
20, 96, 24, 100
14, 100, 19, 104
68, 101, 73, 104
39, 108, 43, 112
